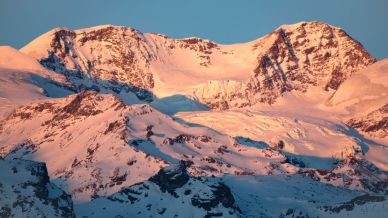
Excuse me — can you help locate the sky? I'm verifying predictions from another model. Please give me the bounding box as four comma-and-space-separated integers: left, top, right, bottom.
0, 0, 387, 59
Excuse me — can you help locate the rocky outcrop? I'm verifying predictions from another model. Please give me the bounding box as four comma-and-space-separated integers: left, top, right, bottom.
323, 194, 385, 213
301, 156, 388, 194
347, 104, 388, 138
191, 182, 237, 212
149, 160, 192, 196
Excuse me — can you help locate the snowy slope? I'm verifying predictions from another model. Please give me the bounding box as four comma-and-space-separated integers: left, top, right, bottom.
0, 157, 74, 217
177, 109, 361, 170
0, 46, 74, 119
77, 160, 387, 218
328, 59, 388, 139
347, 104, 388, 138
325, 59, 388, 170
176, 95, 388, 172
328, 59, 388, 117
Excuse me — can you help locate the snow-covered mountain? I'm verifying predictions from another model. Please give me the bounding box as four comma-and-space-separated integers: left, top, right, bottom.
0, 21, 387, 217
20, 21, 375, 109
0, 91, 299, 203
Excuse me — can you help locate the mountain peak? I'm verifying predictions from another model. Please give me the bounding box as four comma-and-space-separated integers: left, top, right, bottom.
278, 21, 337, 31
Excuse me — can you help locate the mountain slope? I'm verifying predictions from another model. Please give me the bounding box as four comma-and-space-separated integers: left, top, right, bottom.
177, 59, 388, 171
0, 91, 297, 203
0, 92, 167, 203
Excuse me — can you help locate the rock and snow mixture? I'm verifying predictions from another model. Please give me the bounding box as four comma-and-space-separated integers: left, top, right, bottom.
1, 21, 388, 217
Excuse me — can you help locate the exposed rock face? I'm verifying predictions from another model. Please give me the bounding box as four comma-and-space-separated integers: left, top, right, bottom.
191, 182, 237, 212
21, 22, 375, 109
301, 157, 388, 194
45, 27, 154, 88
149, 160, 192, 196
0, 158, 74, 217
33, 26, 155, 101
347, 104, 388, 138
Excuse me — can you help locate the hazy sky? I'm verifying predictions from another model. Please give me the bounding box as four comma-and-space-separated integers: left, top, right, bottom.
1, 0, 387, 59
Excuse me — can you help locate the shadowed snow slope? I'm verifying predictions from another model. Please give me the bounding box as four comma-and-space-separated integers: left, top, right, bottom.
0, 158, 75, 217
76, 161, 242, 218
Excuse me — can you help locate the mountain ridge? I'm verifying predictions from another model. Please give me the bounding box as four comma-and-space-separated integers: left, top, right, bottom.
20, 21, 376, 109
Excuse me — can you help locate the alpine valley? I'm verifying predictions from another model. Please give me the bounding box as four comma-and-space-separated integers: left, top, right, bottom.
0, 21, 387, 218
